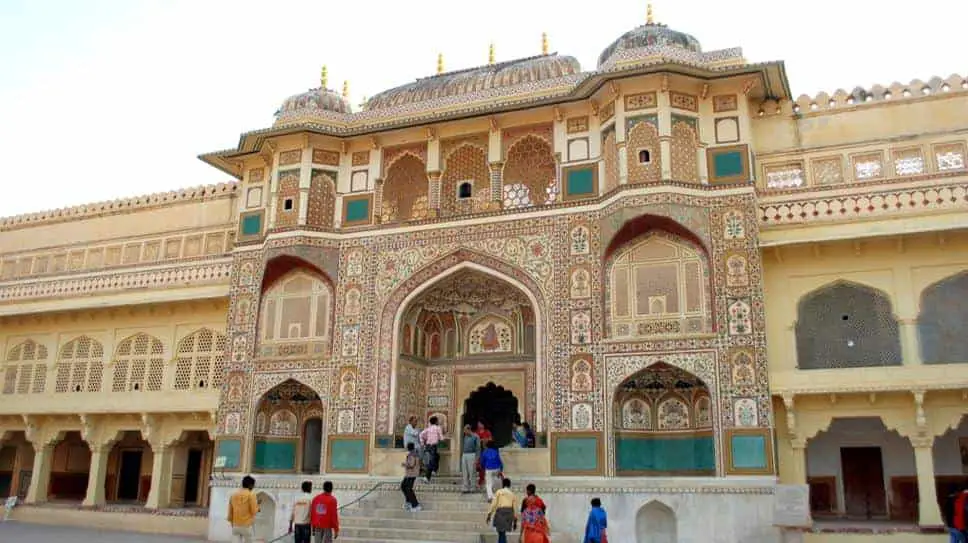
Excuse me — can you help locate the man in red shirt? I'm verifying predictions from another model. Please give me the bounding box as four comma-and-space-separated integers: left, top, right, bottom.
310, 480, 339, 542
476, 421, 493, 487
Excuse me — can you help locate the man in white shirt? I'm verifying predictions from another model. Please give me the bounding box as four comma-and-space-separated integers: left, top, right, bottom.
288, 481, 313, 543
419, 416, 445, 483
403, 415, 421, 454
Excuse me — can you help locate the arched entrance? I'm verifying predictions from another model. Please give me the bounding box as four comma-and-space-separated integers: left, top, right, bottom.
612, 362, 715, 476
254, 492, 276, 541
252, 380, 324, 473
636, 500, 677, 542
301, 418, 323, 474
391, 265, 538, 445
462, 382, 520, 448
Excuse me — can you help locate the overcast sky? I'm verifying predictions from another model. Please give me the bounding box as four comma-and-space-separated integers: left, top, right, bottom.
0, 0, 963, 217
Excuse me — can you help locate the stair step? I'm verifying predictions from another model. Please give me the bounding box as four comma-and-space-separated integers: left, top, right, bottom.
339, 526, 480, 542
342, 507, 486, 522
341, 514, 484, 531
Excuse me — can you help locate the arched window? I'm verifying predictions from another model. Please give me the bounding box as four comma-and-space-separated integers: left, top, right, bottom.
112, 333, 165, 392
608, 233, 709, 338
4, 339, 48, 394
919, 272, 968, 364
638, 149, 652, 164
458, 181, 473, 199
173, 329, 229, 390
55, 336, 104, 393
796, 282, 901, 369
260, 271, 332, 343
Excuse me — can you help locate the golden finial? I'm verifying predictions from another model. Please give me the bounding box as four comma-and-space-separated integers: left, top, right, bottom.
320, 65, 328, 89
489, 43, 495, 65
542, 32, 549, 55
342, 80, 349, 99
437, 53, 444, 74
647, 3, 654, 24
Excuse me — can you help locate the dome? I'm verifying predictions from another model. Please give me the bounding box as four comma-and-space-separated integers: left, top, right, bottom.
598, 21, 702, 68
274, 86, 352, 122
365, 53, 582, 111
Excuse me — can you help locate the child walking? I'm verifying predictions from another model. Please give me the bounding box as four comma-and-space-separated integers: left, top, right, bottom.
401, 442, 422, 511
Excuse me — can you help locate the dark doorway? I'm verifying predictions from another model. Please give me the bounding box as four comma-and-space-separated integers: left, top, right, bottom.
183, 449, 203, 505
840, 446, 887, 519
301, 418, 323, 473
117, 450, 143, 501
462, 382, 519, 447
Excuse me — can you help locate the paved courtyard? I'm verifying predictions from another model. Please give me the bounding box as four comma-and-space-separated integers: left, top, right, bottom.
0, 522, 206, 542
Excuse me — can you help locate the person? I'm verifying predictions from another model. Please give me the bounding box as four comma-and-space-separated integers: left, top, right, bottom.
511, 422, 528, 448
227, 475, 259, 543
310, 480, 339, 543
475, 421, 493, 487
460, 424, 481, 493
419, 416, 445, 482
480, 441, 504, 501
289, 481, 313, 543
520, 483, 551, 543
583, 497, 608, 543
485, 477, 517, 543
403, 415, 421, 454
523, 422, 536, 448
944, 487, 968, 542
401, 442, 422, 511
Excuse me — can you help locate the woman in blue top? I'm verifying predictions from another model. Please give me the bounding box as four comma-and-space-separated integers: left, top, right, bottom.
583, 498, 608, 543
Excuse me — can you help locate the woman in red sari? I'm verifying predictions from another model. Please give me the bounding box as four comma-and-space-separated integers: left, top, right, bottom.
520, 484, 551, 543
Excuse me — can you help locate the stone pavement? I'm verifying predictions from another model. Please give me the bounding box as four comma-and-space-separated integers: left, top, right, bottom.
0, 521, 205, 542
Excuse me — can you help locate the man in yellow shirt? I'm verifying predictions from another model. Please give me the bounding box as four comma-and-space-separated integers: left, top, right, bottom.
227, 475, 260, 543
486, 477, 517, 543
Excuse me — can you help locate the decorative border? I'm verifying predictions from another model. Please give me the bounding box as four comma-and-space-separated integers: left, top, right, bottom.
707, 144, 751, 185
561, 164, 599, 202
238, 210, 265, 241
724, 427, 775, 475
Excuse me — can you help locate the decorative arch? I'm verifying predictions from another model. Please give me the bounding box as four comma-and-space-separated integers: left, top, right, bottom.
307, 169, 337, 229
3, 339, 49, 395
795, 280, 901, 369
377, 250, 547, 436
111, 333, 165, 392
604, 229, 713, 339
918, 271, 968, 364
626, 120, 661, 184
251, 378, 325, 474
502, 135, 557, 209
670, 120, 699, 183
636, 500, 678, 542
441, 144, 490, 217
172, 328, 228, 390
55, 336, 104, 393
602, 129, 619, 193
466, 313, 515, 355
382, 153, 430, 222
259, 269, 334, 352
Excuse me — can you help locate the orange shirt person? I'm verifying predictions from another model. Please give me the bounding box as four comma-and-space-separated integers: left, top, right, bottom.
227, 475, 260, 543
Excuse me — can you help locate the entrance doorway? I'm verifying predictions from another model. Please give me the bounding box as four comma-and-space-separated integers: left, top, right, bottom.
462, 382, 519, 447
302, 418, 322, 474
840, 446, 887, 519
117, 450, 143, 501
183, 449, 203, 505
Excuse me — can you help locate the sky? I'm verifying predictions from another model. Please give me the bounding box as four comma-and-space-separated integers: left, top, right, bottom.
0, 0, 963, 217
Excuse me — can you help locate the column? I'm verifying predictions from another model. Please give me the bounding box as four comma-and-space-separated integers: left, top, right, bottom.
25, 442, 54, 504
899, 319, 922, 366
145, 442, 174, 509
617, 142, 629, 186
912, 437, 943, 526
789, 437, 807, 485
82, 443, 112, 506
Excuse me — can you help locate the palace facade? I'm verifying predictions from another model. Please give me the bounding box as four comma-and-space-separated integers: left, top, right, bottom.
1, 10, 968, 543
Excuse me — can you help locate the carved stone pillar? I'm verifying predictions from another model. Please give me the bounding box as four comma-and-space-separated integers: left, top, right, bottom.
911, 437, 943, 526
374, 178, 384, 223
788, 438, 808, 485
899, 318, 922, 365
617, 142, 629, 186
82, 443, 113, 506
428, 171, 442, 215
145, 441, 175, 509
488, 162, 504, 206
25, 441, 54, 504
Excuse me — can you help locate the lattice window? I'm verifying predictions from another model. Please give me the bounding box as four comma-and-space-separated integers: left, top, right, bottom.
919, 272, 968, 364
795, 282, 902, 369
893, 148, 924, 176
502, 136, 556, 207
3, 339, 49, 395
502, 183, 532, 209
173, 328, 228, 389
381, 154, 429, 222
111, 333, 165, 392
261, 271, 332, 343
609, 233, 709, 338
764, 163, 805, 189
935, 143, 966, 171
56, 336, 104, 393
852, 153, 883, 180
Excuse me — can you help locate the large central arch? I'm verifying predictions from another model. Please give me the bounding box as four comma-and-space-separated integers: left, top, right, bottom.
376, 250, 547, 438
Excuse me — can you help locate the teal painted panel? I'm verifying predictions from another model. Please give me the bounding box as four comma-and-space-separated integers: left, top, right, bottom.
554, 437, 599, 472
731, 434, 767, 469
253, 440, 296, 471
241, 213, 262, 236
345, 199, 370, 223
616, 436, 715, 472
566, 168, 595, 196
713, 151, 744, 178
330, 439, 367, 471
216, 439, 241, 469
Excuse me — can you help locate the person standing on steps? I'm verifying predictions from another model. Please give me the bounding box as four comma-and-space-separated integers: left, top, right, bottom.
475, 421, 493, 488
401, 442, 422, 511
583, 497, 608, 543
227, 475, 259, 543
460, 424, 481, 493
486, 477, 517, 543
403, 415, 422, 455
419, 415, 445, 483
480, 441, 504, 501
288, 480, 314, 543
520, 483, 551, 543
310, 480, 339, 543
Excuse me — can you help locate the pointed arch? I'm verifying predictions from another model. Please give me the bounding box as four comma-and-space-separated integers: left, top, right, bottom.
3, 339, 49, 395
502, 135, 557, 208
918, 270, 968, 363
795, 280, 901, 369
111, 333, 165, 392
172, 328, 228, 390
626, 120, 661, 184
636, 500, 678, 542
382, 153, 429, 222
55, 335, 105, 393
441, 143, 490, 217
259, 268, 333, 351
